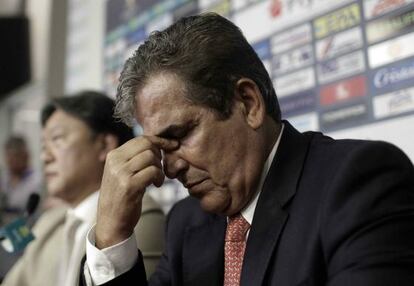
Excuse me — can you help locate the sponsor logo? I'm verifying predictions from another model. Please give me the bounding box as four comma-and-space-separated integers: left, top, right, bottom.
363, 0, 414, 20
270, 0, 282, 17
280, 90, 316, 116
374, 87, 414, 118
287, 112, 319, 132
317, 50, 366, 84
320, 75, 367, 106
274, 67, 315, 97
271, 23, 312, 55
234, 0, 354, 43
316, 26, 363, 61
366, 8, 414, 44
269, 0, 354, 19
313, 3, 361, 39
321, 103, 368, 130
272, 44, 313, 75
371, 59, 414, 92
368, 32, 414, 68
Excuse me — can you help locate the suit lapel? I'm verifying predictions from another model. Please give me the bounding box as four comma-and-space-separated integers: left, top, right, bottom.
241, 121, 312, 286
182, 214, 226, 286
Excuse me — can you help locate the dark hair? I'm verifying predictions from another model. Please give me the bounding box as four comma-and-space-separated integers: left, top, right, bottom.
41, 91, 134, 145
4, 135, 27, 151
115, 12, 281, 126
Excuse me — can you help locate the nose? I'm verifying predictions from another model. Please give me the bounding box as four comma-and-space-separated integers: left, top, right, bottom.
162, 150, 189, 180
40, 143, 54, 165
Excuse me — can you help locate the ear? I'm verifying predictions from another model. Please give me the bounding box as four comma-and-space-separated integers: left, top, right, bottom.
234, 78, 266, 129
98, 133, 119, 162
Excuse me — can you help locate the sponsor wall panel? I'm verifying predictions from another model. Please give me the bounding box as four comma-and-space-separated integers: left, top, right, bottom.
233, 0, 354, 43
279, 89, 317, 117
274, 67, 316, 97
363, 0, 414, 20
320, 75, 367, 106
271, 23, 312, 55
287, 112, 319, 132
104, 0, 414, 134
317, 50, 366, 84
368, 32, 414, 68
313, 3, 361, 39
366, 7, 414, 44
374, 87, 414, 118
370, 57, 414, 94
316, 26, 363, 61
320, 102, 370, 130
272, 44, 314, 76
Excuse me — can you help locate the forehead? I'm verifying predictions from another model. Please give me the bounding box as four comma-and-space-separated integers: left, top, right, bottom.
135, 73, 200, 135
43, 109, 90, 134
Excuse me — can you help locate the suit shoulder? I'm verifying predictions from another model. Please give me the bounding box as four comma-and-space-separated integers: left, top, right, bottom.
32, 206, 67, 236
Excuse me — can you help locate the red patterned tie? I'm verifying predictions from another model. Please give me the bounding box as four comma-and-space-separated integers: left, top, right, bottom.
224, 214, 250, 286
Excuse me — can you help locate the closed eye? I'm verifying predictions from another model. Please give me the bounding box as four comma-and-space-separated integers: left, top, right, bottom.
157, 122, 196, 141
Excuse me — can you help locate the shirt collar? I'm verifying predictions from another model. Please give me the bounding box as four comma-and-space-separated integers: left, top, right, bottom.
67, 191, 99, 225
241, 123, 284, 225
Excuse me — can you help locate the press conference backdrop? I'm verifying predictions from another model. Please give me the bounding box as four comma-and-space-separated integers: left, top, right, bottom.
103, 0, 414, 133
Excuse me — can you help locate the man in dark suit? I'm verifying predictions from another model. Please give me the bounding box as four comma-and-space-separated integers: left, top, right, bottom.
82, 13, 414, 286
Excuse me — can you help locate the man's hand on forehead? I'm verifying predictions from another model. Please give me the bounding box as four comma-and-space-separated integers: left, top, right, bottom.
95, 135, 177, 249
116, 136, 178, 160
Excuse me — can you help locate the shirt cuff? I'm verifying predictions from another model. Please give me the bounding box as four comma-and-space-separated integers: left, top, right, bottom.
85, 225, 139, 285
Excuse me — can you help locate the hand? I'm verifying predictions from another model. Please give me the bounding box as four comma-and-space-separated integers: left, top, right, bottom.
95, 136, 178, 249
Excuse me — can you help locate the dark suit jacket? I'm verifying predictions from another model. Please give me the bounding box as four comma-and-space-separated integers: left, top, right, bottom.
87, 121, 414, 286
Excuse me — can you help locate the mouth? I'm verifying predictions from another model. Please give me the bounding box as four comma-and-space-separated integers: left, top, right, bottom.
45, 172, 57, 180
183, 178, 208, 190
183, 179, 212, 200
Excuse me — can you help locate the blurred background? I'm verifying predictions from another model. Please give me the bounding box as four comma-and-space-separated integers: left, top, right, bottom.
1, 0, 414, 213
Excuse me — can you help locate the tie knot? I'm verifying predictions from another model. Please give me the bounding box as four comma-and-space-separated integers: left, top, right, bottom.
225, 214, 250, 242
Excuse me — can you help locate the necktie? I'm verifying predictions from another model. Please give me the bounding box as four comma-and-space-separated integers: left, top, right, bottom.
224, 214, 250, 286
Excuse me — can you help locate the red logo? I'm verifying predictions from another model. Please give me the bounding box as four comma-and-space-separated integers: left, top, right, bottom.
373, 0, 405, 17
320, 75, 367, 106
270, 0, 282, 17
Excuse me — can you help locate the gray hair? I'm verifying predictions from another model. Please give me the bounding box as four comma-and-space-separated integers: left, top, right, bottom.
115, 12, 281, 126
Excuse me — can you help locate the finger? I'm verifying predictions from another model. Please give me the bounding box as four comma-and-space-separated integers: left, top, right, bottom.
114, 136, 163, 161
126, 149, 162, 173
131, 165, 165, 190
146, 136, 179, 151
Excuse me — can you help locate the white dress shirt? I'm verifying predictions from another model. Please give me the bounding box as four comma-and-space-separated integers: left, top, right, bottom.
84, 124, 284, 285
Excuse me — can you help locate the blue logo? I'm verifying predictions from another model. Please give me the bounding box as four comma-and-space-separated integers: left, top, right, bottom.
371, 58, 414, 94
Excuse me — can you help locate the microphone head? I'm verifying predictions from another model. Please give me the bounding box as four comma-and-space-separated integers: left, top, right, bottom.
25, 193, 40, 217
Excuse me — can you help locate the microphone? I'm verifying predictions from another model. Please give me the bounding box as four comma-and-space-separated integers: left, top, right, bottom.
0, 193, 40, 252
24, 193, 40, 217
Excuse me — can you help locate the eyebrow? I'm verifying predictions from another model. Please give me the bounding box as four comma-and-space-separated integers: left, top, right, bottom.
44, 126, 65, 135
155, 121, 197, 138
156, 124, 187, 138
